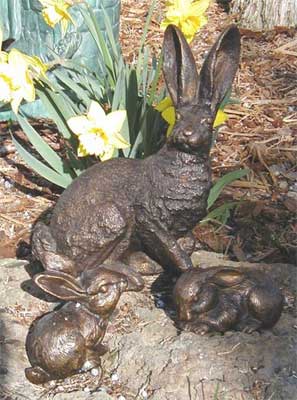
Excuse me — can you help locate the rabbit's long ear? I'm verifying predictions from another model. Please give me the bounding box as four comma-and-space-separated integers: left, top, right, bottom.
211, 268, 244, 287
198, 25, 240, 115
34, 271, 87, 301
163, 24, 199, 108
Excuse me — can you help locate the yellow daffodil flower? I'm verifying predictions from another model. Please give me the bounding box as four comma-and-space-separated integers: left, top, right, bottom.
39, 0, 76, 35
0, 50, 35, 114
0, 27, 47, 113
155, 97, 176, 136
19, 53, 48, 78
161, 0, 210, 43
156, 96, 228, 136
0, 63, 16, 104
67, 101, 130, 161
7, 49, 36, 114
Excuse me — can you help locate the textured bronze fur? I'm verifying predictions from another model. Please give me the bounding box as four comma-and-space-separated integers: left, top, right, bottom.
31, 25, 241, 275
25, 264, 144, 384
173, 267, 284, 334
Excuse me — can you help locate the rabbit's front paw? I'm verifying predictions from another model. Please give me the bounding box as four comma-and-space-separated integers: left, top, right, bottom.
178, 321, 211, 335
177, 234, 196, 256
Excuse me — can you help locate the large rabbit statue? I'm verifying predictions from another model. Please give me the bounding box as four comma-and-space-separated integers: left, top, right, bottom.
32, 25, 240, 274
31, 24, 241, 275
25, 263, 144, 384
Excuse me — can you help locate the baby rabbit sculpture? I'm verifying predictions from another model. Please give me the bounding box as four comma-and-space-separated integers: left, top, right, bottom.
173, 267, 284, 334
31, 24, 241, 275
25, 263, 144, 384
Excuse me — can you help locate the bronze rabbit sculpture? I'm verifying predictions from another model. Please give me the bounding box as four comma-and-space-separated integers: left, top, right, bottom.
173, 267, 284, 334
25, 263, 144, 384
31, 24, 241, 275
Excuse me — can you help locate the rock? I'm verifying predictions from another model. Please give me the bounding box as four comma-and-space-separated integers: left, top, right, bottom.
191, 251, 297, 291
0, 253, 296, 399
54, 392, 114, 400
284, 191, 297, 213
125, 252, 163, 275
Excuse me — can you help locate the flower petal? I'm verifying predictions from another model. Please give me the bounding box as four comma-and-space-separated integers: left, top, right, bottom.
109, 132, 130, 149
87, 101, 106, 124
155, 96, 173, 112
161, 0, 210, 42
162, 106, 176, 126
79, 132, 105, 156
67, 115, 93, 136
100, 145, 115, 161
22, 73, 36, 102
8, 48, 28, 71
105, 110, 127, 136
10, 90, 23, 114
213, 109, 228, 128
77, 142, 88, 157
42, 6, 62, 28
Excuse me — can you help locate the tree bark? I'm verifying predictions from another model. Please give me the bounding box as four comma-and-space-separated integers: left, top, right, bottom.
230, 0, 297, 30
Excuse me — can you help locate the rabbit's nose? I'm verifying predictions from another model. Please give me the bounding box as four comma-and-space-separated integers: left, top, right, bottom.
187, 134, 203, 148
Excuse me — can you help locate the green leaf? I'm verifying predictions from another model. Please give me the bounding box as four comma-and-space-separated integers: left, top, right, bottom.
53, 69, 91, 106
148, 53, 163, 105
15, 113, 72, 179
137, 0, 157, 54
141, 46, 150, 97
112, 67, 126, 111
36, 87, 86, 175
126, 69, 139, 144
36, 88, 73, 141
80, 4, 116, 87
11, 134, 71, 188
203, 202, 239, 225
207, 169, 249, 209
101, 6, 120, 60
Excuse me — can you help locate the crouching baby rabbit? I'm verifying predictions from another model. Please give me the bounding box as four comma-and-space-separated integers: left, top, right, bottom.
173, 267, 283, 334
25, 263, 144, 384
31, 24, 241, 275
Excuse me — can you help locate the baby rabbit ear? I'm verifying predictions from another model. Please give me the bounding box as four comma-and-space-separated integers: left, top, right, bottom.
163, 24, 199, 108
34, 271, 87, 301
198, 24, 240, 115
211, 268, 244, 287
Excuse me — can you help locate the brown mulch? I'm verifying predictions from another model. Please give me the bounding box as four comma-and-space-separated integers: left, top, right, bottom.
0, 0, 296, 264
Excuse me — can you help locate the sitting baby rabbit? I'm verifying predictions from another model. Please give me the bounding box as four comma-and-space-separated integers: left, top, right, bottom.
31, 24, 241, 275
25, 263, 144, 384
173, 267, 283, 334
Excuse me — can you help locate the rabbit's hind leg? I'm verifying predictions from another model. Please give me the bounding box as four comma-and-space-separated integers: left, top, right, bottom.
31, 221, 57, 259
247, 285, 283, 329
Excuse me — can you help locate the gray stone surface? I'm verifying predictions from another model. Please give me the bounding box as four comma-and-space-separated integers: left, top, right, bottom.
0, 253, 296, 399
